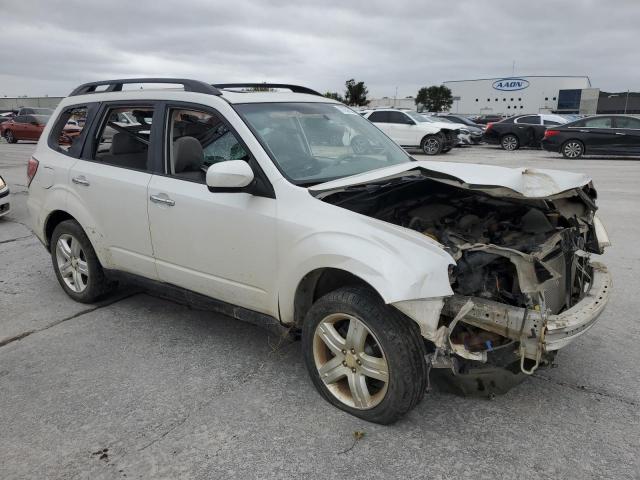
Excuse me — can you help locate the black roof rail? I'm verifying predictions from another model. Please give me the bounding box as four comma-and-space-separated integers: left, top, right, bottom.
212, 83, 323, 97
69, 78, 222, 96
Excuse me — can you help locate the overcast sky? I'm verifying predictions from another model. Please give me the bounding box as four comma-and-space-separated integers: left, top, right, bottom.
1, 0, 638, 98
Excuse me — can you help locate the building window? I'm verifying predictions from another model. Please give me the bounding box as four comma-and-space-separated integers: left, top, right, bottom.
475, 98, 479, 102
487, 98, 490, 102
503, 98, 506, 101
518, 98, 522, 101
520, 106, 524, 109
553, 97, 557, 101
510, 98, 514, 101
495, 98, 498, 102
545, 97, 549, 101
507, 106, 511, 109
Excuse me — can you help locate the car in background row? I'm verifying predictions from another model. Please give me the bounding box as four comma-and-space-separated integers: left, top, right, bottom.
470, 114, 505, 125
436, 114, 485, 129
363, 108, 460, 154
483, 114, 568, 150
430, 115, 483, 144
0, 175, 10, 217
1, 114, 81, 143
17, 107, 54, 116
542, 115, 640, 158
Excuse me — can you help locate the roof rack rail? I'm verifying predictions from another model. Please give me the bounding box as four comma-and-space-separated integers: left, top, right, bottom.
212, 83, 323, 97
69, 78, 222, 96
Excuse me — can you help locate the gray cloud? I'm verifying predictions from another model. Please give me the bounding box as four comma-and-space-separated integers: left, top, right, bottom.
1, 0, 638, 97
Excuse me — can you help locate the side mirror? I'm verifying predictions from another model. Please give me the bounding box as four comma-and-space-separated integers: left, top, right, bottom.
206, 160, 254, 190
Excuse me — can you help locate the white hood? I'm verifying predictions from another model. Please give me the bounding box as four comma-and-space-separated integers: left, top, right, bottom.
309, 160, 593, 200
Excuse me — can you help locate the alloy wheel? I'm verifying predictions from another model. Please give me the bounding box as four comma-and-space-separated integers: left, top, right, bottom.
423, 137, 441, 155
313, 313, 389, 409
563, 141, 583, 158
501, 135, 518, 150
55, 234, 89, 293
5, 131, 14, 143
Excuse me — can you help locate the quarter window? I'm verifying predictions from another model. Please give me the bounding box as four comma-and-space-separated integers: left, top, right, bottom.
614, 116, 640, 129
582, 117, 613, 128
92, 106, 154, 170
48, 106, 89, 156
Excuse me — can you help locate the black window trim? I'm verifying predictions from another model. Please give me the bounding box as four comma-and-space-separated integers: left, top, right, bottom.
79, 100, 161, 174
47, 102, 100, 159
158, 100, 275, 199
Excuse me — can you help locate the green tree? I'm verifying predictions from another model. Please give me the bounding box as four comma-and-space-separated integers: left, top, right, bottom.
415, 85, 453, 112
324, 91, 345, 103
344, 79, 369, 106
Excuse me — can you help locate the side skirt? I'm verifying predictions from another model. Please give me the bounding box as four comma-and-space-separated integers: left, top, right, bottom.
104, 269, 292, 338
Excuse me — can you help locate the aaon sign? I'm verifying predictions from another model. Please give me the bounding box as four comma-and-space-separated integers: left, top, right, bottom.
492, 78, 530, 91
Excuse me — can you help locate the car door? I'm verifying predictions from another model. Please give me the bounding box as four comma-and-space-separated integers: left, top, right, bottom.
68, 102, 158, 280
387, 111, 417, 146
612, 116, 640, 154
147, 104, 278, 315
10, 115, 27, 139
513, 115, 541, 146
571, 116, 616, 153
367, 111, 395, 140
23, 115, 42, 140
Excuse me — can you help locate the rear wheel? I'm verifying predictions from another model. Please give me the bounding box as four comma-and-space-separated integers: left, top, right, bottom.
421, 134, 443, 155
51, 220, 113, 303
4, 130, 17, 144
441, 147, 452, 153
561, 140, 584, 159
501, 134, 519, 151
302, 286, 428, 424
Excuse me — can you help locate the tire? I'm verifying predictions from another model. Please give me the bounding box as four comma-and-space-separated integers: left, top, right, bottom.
501, 134, 519, 151
302, 286, 428, 424
50, 219, 113, 303
4, 130, 17, 144
421, 134, 443, 155
561, 140, 584, 159
441, 147, 452, 154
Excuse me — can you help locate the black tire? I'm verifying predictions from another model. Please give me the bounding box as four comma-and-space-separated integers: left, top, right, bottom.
4, 130, 17, 144
50, 219, 113, 303
500, 134, 519, 151
421, 134, 443, 155
302, 286, 428, 424
441, 147, 452, 153
561, 140, 584, 159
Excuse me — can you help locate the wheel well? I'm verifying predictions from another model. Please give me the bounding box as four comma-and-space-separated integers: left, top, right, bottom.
44, 210, 76, 249
293, 268, 377, 327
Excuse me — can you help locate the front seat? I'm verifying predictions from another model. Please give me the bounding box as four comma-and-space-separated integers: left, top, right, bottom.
173, 136, 204, 180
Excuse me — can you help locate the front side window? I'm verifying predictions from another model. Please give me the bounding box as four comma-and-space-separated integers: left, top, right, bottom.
166, 108, 248, 182
582, 117, 613, 128
236, 102, 411, 184
388, 112, 413, 124
49, 106, 88, 155
92, 106, 153, 170
614, 116, 640, 129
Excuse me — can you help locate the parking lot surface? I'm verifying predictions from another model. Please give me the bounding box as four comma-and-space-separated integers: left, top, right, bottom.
1, 141, 639, 479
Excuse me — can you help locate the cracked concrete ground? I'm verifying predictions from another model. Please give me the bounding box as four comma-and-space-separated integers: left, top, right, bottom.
1, 141, 639, 479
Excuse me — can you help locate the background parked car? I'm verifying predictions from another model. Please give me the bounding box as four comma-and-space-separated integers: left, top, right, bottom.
483, 113, 568, 150
431, 115, 484, 144
363, 108, 459, 154
542, 115, 640, 158
0, 175, 9, 217
16, 107, 54, 116
0, 114, 80, 143
472, 114, 505, 125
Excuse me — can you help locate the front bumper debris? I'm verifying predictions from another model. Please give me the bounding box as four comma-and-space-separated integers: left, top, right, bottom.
442, 262, 611, 373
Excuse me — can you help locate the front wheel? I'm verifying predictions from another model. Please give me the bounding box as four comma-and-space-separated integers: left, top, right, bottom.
501, 134, 519, 151
561, 140, 584, 159
51, 220, 113, 303
421, 134, 443, 155
302, 286, 428, 424
4, 130, 17, 144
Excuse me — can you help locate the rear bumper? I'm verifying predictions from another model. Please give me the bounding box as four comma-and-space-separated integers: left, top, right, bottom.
443, 262, 611, 357
0, 187, 9, 217
541, 139, 561, 153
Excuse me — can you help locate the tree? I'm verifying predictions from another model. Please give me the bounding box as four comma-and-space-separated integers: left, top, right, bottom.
344, 79, 369, 106
415, 85, 453, 112
324, 91, 344, 103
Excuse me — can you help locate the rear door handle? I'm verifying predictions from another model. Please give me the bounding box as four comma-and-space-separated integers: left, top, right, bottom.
579, 129, 589, 133
615, 132, 626, 135
72, 176, 90, 186
150, 194, 175, 206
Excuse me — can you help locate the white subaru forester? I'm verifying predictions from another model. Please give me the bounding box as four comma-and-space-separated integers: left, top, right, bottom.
27, 79, 612, 424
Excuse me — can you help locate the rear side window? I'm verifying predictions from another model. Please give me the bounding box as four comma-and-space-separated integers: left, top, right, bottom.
516, 115, 540, 125
368, 111, 390, 123
581, 117, 613, 128
544, 120, 562, 126
48, 106, 89, 156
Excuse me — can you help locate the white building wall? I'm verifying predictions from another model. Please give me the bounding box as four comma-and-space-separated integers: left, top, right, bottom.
444, 76, 591, 115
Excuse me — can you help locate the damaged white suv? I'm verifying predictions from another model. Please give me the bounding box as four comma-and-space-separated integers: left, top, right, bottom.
27, 79, 612, 424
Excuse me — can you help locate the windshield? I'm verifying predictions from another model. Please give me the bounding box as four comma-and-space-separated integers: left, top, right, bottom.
235, 102, 412, 184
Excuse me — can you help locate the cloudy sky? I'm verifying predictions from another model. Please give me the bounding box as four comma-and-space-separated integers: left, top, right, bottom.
1, 0, 638, 98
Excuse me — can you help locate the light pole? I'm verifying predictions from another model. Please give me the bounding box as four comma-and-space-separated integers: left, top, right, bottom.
624, 89, 630, 114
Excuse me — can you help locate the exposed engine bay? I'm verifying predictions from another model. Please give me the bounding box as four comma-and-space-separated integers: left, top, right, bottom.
317, 172, 610, 387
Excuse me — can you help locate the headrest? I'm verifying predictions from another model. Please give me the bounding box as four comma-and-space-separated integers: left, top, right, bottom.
174, 136, 204, 173
110, 132, 146, 155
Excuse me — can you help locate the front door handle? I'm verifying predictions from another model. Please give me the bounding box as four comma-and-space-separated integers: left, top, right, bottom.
615, 132, 626, 136
72, 176, 90, 186
150, 194, 175, 206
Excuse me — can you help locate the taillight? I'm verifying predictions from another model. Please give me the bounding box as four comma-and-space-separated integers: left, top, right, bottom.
544, 129, 560, 138
485, 122, 494, 131
27, 156, 39, 187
